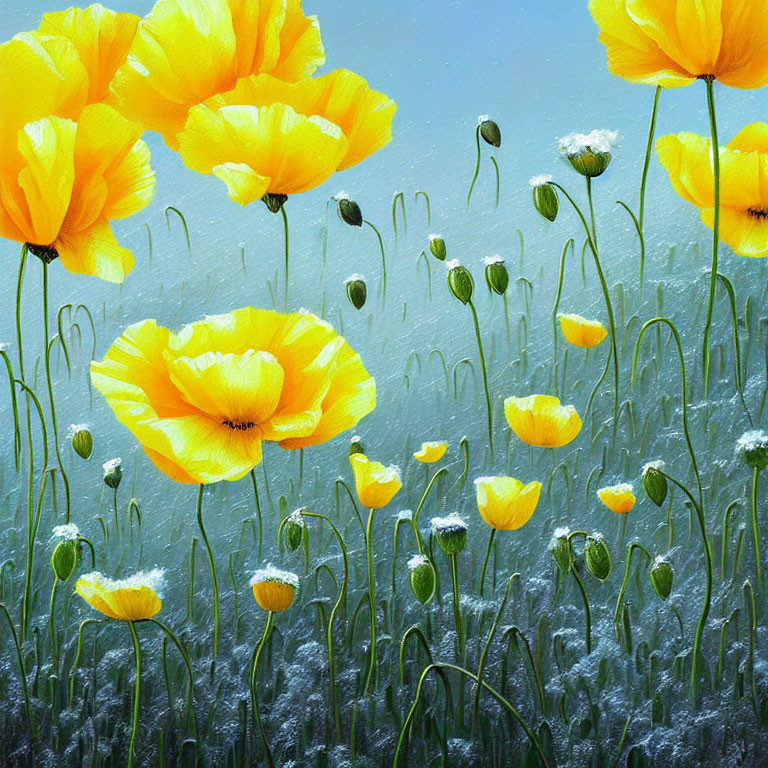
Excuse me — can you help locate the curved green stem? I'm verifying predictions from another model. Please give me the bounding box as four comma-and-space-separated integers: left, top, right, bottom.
613, 542, 652, 648
551, 239, 575, 396
127, 621, 142, 768
490, 156, 500, 208
750, 468, 761, 591
468, 299, 494, 458
466, 125, 482, 208
281, 205, 290, 311
412, 467, 448, 555
249, 469, 263, 559
364, 219, 387, 302
478, 529, 496, 597
250, 611, 275, 767
195, 485, 219, 666
363, 508, 378, 695
0, 602, 37, 739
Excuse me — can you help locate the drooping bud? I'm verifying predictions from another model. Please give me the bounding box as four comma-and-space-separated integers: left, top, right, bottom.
549, 527, 571, 572
483, 256, 509, 295
349, 436, 364, 456
558, 129, 617, 178
735, 430, 768, 471
102, 458, 122, 489
530, 176, 559, 222
649, 557, 674, 601
284, 510, 305, 552
69, 424, 93, 460
584, 533, 611, 581
261, 193, 288, 214
428, 234, 447, 261
336, 194, 363, 227
478, 117, 501, 148
408, 554, 435, 604
641, 460, 668, 507
345, 274, 367, 310
446, 260, 474, 305
431, 514, 468, 556
51, 538, 82, 581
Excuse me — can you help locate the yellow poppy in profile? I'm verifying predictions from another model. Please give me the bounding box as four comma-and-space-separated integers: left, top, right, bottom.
75, 569, 164, 621
111, 0, 326, 148
504, 395, 582, 448
91, 308, 375, 484
0, 103, 155, 282
349, 453, 402, 509
589, 0, 768, 89
558, 313, 609, 349
177, 70, 396, 204
474, 476, 542, 531
656, 123, 768, 258
413, 441, 448, 463
250, 567, 298, 612
597, 483, 636, 514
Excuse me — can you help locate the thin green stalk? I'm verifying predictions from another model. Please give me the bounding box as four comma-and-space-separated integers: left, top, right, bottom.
613, 542, 652, 649
364, 219, 387, 302
363, 508, 378, 695
566, 531, 592, 654
195, 485, 220, 667
466, 124, 482, 207
702, 77, 720, 396
49, 577, 60, 679
250, 611, 275, 767
0, 602, 37, 739
750, 468, 761, 591
552, 239, 575, 396
249, 469, 263, 559
468, 299, 494, 458
639, 87, 661, 233
411, 467, 448, 555
68, 617, 102, 706
0, 349, 21, 470
490, 156, 500, 208
127, 621, 142, 768
281, 206, 290, 312
164, 206, 191, 255
478, 528, 496, 597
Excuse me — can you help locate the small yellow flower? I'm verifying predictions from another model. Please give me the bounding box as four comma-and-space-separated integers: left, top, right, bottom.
474, 476, 542, 531
656, 123, 768, 258
349, 453, 402, 509
589, 0, 768, 90
413, 441, 448, 463
91, 308, 376, 484
250, 567, 298, 612
597, 483, 636, 514
75, 569, 164, 621
504, 395, 582, 448
558, 313, 608, 349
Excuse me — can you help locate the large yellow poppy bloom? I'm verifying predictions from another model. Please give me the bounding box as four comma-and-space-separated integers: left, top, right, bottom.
111, 0, 326, 148
349, 453, 402, 509
504, 395, 582, 448
91, 308, 376, 484
177, 70, 396, 204
76, 569, 164, 621
656, 123, 768, 258
474, 476, 542, 531
589, 0, 768, 89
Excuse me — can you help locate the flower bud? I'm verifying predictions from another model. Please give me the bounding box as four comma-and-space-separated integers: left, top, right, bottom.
446, 260, 474, 305
649, 557, 674, 601
483, 256, 509, 295
558, 130, 617, 178
584, 533, 611, 581
428, 234, 447, 261
349, 436, 364, 456
284, 510, 305, 552
549, 527, 571, 572
408, 554, 435, 604
102, 458, 122, 489
345, 274, 367, 310
530, 176, 559, 222
51, 539, 81, 581
261, 192, 288, 213
336, 195, 363, 227
431, 514, 468, 556
478, 117, 501, 148
69, 424, 93, 460
735, 430, 768, 471
641, 461, 667, 507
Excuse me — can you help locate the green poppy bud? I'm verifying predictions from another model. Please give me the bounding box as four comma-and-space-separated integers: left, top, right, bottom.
102, 458, 122, 489
649, 557, 674, 601
284, 510, 305, 552
549, 528, 571, 572
345, 274, 367, 310
69, 424, 93, 460
641, 461, 668, 507
261, 193, 288, 213
428, 234, 447, 261
50, 526, 82, 582
478, 117, 501, 148
584, 533, 611, 581
530, 176, 559, 222
349, 436, 364, 456
735, 430, 768, 471
408, 555, 436, 604
336, 195, 363, 227
483, 256, 509, 295
558, 129, 617, 178
431, 514, 468, 556
446, 261, 474, 305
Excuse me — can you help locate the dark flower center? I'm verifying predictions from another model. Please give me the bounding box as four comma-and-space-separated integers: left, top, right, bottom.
223, 419, 256, 431
748, 208, 768, 221
26, 243, 59, 263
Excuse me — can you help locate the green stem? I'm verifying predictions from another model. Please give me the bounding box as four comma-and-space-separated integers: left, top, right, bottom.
411, 467, 448, 555
466, 125, 482, 208
750, 468, 762, 591
195, 485, 220, 666
478, 528, 496, 597
49, 577, 60, 679
468, 299, 494, 458
364, 220, 387, 302
281, 205, 290, 312
552, 239, 575, 396
566, 532, 592, 654
639, 87, 661, 234
250, 611, 275, 767
613, 542, 652, 649
0, 602, 37, 739
127, 621, 142, 768
250, 469, 263, 559
363, 508, 378, 695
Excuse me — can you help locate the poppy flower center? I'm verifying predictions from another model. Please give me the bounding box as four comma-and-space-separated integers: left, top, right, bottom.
748, 208, 768, 220
222, 419, 257, 431
26, 243, 59, 263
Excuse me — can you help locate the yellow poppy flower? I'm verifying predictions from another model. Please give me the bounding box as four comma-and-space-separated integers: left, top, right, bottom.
250, 567, 298, 612
597, 483, 636, 514
504, 394, 582, 448
589, 0, 768, 89
176, 70, 396, 204
75, 569, 164, 621
111, 0, 325, 148
474, 476, 542, 531
349, 453, 402, 509
413, 441, 448, 463
558, 313, 609, 348
91, 308, 376, 484
0, 103, 155, 282
656, 123, 768, 258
